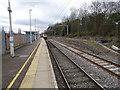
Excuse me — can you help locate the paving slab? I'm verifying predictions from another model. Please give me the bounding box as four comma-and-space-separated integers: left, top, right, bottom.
2, 39, 40, 88
20, 38, 58, 88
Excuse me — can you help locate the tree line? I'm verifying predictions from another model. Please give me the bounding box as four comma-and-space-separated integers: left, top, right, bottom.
45, 1, 120, 38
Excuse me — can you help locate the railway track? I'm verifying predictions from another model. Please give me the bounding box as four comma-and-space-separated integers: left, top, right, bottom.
47, 40, 70, 89
51, 40, 120, 78
47, 40, 105, 89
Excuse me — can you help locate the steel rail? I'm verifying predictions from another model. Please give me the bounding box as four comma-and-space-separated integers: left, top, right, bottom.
66, 43, 120, 67
47, 41, 71, 89
53, 40, 120, 78
48, 40, 105, 89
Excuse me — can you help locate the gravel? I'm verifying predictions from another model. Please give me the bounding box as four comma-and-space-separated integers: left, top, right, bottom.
52, 37, 119, 64
49, 40, 103, 89
46, 41, 68, 89
50, 39, 120, 89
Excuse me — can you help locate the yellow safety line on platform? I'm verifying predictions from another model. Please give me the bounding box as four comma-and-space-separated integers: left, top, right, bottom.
20, 39, 43, 88
7, 40, 40, 89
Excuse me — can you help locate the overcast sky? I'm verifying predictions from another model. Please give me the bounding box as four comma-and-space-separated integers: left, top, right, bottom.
0, 0, 118, 34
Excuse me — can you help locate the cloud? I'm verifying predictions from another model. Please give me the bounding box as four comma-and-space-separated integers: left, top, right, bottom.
1, 0, 96, 33
0, 15, 8, 19
0, 20, 8, 24
19, 1, 50, 7
14, 19, 29, 26
14, 18, 51, 27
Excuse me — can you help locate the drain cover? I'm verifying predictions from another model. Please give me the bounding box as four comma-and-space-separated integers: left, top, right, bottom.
19, 55, 29, 57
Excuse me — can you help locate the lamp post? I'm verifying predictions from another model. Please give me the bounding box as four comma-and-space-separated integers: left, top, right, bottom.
38, 27, 41, 38
29, 9, 32, 44
8, 0, 14, 57
35, 19, 36, 40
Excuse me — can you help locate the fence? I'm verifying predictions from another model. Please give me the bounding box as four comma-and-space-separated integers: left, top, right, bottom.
2, 30, 6, 54
2, 30, 39, 54
5, 33, 25, 49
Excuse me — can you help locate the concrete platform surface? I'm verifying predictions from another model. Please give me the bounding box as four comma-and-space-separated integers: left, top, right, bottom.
3, 39, 40, 88
20, 38, 58, 88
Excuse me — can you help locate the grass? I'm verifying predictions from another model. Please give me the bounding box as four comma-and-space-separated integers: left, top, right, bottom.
78, 35, 119, 48
82, 40, 102, 48
82, 38, 119, 53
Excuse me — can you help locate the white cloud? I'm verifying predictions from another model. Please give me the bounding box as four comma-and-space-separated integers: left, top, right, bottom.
1, 0, 118, 33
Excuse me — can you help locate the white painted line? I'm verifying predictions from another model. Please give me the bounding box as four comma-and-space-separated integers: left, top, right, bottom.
103, 85, 108, 88
115, 71, 120, 74
90, 73, 93, 76
99, 63, 109, 65
91, 59, 100, 61
103, 65, 114, 68
96, 78, 100, 81
82, 54, 89, 57
86, 56, 94, 59
94, 61, 104, 63
109, 68, 120, 71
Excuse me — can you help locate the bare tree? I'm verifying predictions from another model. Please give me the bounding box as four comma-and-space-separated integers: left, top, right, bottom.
90, 1, 102, 15
102, 1, 120, 19
68, 7, 78, 21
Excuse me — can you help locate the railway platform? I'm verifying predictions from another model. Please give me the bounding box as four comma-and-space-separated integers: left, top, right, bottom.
20, 38, 58, 88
